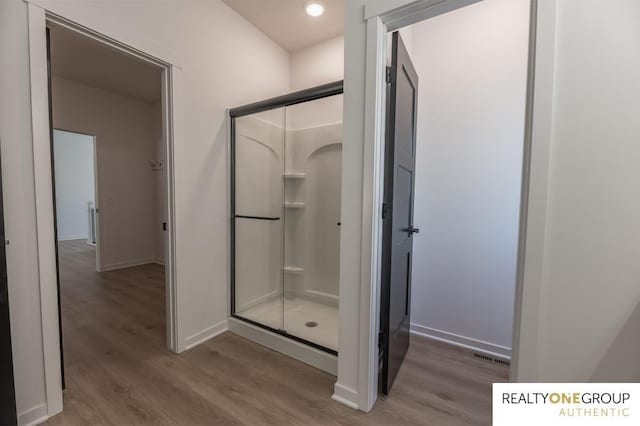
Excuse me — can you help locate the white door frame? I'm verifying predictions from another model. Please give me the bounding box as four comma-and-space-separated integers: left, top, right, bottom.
26, 1, 183, 418
91, 135, 101, 270
344, 0, 557, 412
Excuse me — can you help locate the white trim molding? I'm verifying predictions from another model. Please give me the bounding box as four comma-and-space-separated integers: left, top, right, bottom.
410, 324, 512, 360
56, 235, 88, 241
101, 258, 157, 272
357, 15, 388, 413
184, 319, 229, 351
23, 0, 183, 68
26, 3, 63, 418
163, 63, 181, 354
332, 383, 359, 410
366, 0, 482, 30
509, 0, 557, 382
17, 403, 48, 426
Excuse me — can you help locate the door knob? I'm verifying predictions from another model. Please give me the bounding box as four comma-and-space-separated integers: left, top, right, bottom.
405, 226, 420, 236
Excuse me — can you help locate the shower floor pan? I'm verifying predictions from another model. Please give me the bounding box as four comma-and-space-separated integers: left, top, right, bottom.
237, 297, 338, 352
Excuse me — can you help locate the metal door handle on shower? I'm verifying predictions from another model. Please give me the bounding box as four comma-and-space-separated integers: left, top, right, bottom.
235, 215, 281, 221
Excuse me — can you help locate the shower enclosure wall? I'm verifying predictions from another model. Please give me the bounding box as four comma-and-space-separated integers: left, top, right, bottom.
230, 82, 343, 356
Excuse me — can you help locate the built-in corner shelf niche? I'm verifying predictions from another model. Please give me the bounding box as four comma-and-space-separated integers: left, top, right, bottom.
283, 172, 305, 179
283, 170, 305, 283
284, 202, 305, 209
283, 266, 304, 274
284, 170, 305, 209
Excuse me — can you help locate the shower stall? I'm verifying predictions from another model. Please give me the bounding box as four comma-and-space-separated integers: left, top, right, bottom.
229, 81, 343, 356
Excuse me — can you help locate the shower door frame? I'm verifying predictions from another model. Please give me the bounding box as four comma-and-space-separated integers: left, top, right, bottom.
229, 80, 344, 356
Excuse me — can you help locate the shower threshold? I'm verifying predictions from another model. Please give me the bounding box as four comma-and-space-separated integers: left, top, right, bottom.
227, 316, 338, 375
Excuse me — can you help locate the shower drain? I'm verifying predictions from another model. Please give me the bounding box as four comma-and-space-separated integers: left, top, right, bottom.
305, 321, 318, 328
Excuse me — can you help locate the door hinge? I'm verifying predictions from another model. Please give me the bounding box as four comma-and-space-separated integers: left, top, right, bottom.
382, 203, 391, 220
385, 66, 393, 84
162, 222, 167, 231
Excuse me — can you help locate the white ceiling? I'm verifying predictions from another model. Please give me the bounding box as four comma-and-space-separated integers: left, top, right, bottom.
49, 24, 162, 103
223, 0, 344, 52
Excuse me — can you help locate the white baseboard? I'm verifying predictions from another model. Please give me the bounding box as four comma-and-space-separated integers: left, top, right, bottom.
57, 235, 87, 241
228, 317, 337, 375
102, 258, 155, 271
332, 383, 359, 410
184, 319, 228, 351
18, 403, 48, 426
153, 258, 165, 265
410, 323, 511, 359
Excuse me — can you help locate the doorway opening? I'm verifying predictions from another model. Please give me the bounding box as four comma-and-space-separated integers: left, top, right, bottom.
377, 0, 531, 413
51, 130, 99, 270
47, 21, 173, 393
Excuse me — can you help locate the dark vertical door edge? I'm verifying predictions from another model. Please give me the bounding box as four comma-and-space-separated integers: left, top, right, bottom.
379, 31, 419, 395
230, 116, 236, 314
0, 138, 17, 424
46, 27, 65, 390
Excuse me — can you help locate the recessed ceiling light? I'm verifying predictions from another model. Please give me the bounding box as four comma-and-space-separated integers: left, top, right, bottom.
305, 1, 325, 17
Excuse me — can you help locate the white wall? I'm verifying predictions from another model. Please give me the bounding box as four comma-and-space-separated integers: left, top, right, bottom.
536, 0, 640, 382
290, 35, 344, 91
52, 76, 158, 270
408, 0, 529, 358
52, 130, 95, 241
1, 0, 290, 421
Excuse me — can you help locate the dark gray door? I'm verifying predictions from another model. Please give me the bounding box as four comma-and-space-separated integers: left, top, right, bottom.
46, 27, 65, 390
380, 31, 419, 395
0, 149, 17, 424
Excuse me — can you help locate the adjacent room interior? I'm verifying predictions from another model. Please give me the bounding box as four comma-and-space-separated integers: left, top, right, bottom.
407, 0, 528, 374
411, 0, 528, 358
48, 22, 169, 392
375, 0, 530, 414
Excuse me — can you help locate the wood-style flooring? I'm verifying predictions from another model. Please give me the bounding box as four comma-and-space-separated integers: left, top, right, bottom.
46, 239, 508, 426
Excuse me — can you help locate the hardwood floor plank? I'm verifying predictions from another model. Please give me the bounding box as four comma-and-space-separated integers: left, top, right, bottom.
45, 240, 507, 426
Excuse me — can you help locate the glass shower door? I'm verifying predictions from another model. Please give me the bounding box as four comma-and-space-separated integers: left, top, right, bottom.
233, 108, 285, 331
282, 94, 343, 352
230, 83, 343, 355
